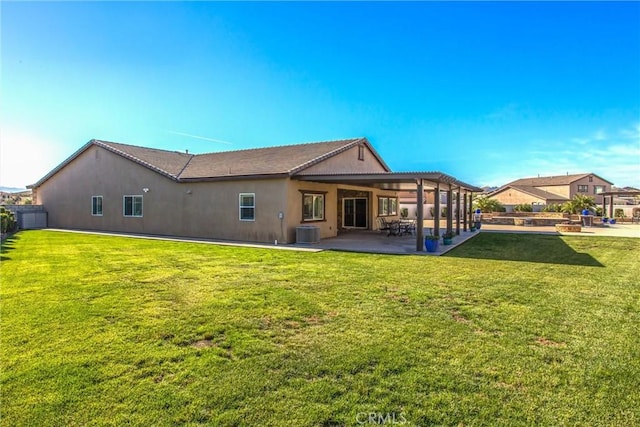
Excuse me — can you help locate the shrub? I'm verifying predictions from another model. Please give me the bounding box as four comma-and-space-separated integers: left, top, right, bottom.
614, 208, 625, 218
514, 203, 533, 212
1, 207, 17, 234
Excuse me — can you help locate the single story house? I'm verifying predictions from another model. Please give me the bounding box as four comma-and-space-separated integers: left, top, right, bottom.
29, 137, 481, 250
488, 173, 614, 210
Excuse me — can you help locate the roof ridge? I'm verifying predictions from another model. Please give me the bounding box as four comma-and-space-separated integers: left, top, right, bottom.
288, 138, 364, 174
94, 139, 191, 156
176, 154, 197, 179
194, 137, 364, 157
95, 140, 184, 180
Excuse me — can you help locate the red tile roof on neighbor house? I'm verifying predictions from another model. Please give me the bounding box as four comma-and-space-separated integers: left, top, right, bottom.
30, 137, 388, 187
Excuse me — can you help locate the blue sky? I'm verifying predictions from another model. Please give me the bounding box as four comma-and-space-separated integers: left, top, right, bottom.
2, 1, 639, 189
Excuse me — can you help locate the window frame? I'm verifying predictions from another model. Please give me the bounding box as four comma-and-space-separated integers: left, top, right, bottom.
577, 185, 588, 193
91, 196, 103, 216
377, 196, 398, 217
302, 192, 326, 222
594, 185, 605, 194
123, 195, 143, 218
239, 193, 256, 221
358, 145, 365, 161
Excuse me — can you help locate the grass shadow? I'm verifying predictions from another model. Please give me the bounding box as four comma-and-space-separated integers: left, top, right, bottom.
1, 233, 20, 262
445, 233, 603, 267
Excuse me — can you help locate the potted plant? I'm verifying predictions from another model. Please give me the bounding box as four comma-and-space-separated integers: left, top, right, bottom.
425, 233, 439, 253
442, 230, 455, 245
469, 224, 476, 232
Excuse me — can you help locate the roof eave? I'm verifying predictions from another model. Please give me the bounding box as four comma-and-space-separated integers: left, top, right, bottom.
178, 172, 290, 183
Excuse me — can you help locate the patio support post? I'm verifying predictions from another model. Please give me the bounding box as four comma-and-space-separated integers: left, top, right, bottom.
456, 187, 461, 235
468, 193, 474, 226
609, 196, 614, 218
463, 190, 468, 231
416, 179, 424, 252
602, 197, 606, 218
446, 186, 453, 233
434, 182, 441, 237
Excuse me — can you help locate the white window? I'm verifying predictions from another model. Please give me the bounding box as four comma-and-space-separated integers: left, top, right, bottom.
92, 196, 103, 216
578, 185, 588, 193
239, 193, 255, 221
303, 193, 324, 221
123, 195, 143, 217
594, 185, 605, 194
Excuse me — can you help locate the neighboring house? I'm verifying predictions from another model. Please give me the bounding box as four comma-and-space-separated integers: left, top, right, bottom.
30, 138, 480, 246
488, 173, 614, 211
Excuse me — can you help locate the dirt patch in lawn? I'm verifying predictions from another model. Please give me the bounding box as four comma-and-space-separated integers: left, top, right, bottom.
535, 337, 566, 348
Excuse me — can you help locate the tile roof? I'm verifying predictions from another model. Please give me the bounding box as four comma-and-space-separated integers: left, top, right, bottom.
31, 138, 369, 187
507, 185, 569, 201
178, 138, 364, 179
507, 173, 597, 186
96, 140, 193, 179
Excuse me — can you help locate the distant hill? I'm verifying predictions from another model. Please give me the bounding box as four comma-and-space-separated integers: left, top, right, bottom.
0, 186, 27, 193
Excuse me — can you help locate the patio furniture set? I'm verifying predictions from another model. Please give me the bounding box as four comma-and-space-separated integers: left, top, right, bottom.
377, 218, 417, 236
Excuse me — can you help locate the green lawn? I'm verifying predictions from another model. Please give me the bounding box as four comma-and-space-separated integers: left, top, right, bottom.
1, 230, 639, 426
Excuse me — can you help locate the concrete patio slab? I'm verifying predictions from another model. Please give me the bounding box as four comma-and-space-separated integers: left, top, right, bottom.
309, 230, 481, 255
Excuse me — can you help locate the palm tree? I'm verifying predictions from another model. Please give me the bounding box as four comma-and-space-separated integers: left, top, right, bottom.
561, 194, 596, 214
473, 195, 503, 213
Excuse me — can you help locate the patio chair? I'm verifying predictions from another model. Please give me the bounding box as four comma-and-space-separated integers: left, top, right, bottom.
402, 219, 417, 236
377, 217, 391, 233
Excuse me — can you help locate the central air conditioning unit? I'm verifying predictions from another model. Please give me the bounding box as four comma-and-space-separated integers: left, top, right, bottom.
296, 225, 320, 244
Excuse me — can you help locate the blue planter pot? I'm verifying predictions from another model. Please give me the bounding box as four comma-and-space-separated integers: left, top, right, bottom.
425, 238, 439, 253
443, 238, 453, 245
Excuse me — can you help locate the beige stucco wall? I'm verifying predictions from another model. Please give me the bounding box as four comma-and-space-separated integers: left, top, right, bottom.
36, 144, 402, 244
535, 185, 569, 199
300, 144, 388, 174
491, 189, 546, 205
569, 175, 610, 203
36, 145, 291, 243
285, 179, 398, 242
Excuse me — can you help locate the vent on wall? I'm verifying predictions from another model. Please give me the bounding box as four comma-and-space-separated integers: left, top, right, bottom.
296, 225, 320, 244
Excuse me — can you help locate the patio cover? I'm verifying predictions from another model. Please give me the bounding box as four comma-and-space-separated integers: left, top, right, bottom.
294, 172, 483, 252
601, 190, 640, 218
